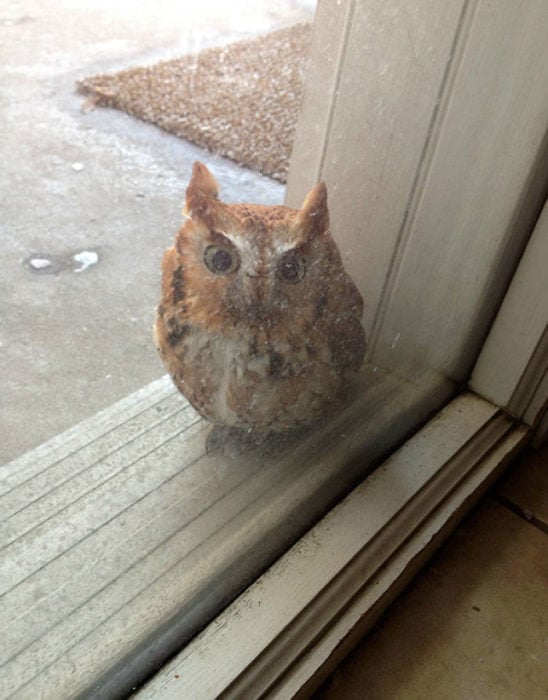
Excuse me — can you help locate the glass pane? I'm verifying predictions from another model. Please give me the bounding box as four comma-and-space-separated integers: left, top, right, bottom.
2, 0, 546, 697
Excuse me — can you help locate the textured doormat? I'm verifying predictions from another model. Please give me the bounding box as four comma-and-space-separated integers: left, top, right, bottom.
78, 23, 311, 182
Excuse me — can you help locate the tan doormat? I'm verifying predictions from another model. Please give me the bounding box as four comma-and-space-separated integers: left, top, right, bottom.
78, 24, 311, 182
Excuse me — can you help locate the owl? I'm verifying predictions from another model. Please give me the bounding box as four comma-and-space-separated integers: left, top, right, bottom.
154, 161, 366, 436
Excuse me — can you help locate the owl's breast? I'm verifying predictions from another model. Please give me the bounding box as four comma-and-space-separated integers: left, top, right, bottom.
167, 321, 347, 432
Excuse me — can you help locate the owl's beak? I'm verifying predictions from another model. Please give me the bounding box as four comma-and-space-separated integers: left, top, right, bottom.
242, 271, 273, 321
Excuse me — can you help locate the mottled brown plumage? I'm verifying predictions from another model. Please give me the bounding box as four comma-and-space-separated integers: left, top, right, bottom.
154, 161, 366, 434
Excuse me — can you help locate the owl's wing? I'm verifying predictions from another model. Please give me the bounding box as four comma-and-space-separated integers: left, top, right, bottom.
155, 245, 187, 355
159, 246, 181, 304
328, 315, 366, 372
327, 269, 367, 372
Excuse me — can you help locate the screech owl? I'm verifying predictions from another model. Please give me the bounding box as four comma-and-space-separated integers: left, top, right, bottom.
154, 161, 366, 435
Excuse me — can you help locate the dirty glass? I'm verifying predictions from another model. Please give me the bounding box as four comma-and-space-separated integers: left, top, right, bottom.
2, 0, 546, 697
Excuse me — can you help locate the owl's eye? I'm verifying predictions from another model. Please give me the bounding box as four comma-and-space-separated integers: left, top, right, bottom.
204, 244, 240, 275
277, 251, 306, 283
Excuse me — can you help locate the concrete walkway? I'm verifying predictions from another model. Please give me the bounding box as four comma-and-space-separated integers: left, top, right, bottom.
0, 0, 315, 463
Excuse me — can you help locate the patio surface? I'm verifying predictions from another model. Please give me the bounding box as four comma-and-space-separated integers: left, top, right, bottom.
0, 0, 315, 464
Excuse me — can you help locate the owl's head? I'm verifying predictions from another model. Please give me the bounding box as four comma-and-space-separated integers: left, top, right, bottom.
177, 161, 344, 329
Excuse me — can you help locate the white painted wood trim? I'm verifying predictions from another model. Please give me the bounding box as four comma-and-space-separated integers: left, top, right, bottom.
286, 0, 469, 340
370, 0, 548, 382
286, 0, 548, 384
136, 393, 528, 699
470, 198, 548, 423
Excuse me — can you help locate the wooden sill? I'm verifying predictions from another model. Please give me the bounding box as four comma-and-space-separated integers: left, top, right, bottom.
136, 393, 528, 699
0, 364, 454, 698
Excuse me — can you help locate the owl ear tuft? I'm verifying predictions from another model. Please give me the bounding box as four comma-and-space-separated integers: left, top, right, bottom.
296, 181, 329, 239
183, 161, 219, 220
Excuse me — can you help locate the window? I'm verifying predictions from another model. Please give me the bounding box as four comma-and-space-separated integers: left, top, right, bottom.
1, 1, 546, 697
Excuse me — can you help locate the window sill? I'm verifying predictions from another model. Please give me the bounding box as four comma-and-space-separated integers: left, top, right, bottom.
136, 392, 528, 699
0, 364, 455, 698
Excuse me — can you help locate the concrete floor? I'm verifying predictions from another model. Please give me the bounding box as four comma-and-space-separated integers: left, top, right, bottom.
0, 0, 316, 464
317, 445, 548, 700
